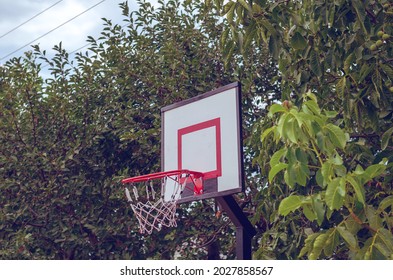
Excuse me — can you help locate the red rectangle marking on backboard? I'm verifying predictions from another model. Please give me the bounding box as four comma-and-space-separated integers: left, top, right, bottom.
177, 118, 222, 179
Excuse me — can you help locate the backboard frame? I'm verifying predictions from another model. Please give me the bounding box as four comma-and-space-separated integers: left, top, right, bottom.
161, 82, 244, 203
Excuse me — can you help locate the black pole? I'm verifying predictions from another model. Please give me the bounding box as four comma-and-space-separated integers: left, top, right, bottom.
215, 195, 256, 260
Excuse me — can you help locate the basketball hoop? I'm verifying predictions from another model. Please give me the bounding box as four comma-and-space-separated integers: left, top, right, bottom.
121, 170, 204, 234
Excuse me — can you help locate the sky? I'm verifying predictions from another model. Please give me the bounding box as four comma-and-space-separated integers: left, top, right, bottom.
0, 0, 158, 65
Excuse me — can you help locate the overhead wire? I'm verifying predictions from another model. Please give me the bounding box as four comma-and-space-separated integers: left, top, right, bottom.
0, 0, 63, 40
1, 0, 106, 61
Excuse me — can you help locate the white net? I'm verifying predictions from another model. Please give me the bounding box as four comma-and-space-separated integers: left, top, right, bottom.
124, 175, 186, 234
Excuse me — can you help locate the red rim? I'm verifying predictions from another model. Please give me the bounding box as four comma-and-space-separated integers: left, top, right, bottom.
121, 169, 204, 184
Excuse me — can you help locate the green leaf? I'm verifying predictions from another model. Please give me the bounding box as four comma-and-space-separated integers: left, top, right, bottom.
276, 113, 290, 136
381, 127, 393, 150
310, 49, 322, 77
372, 68, 383, 95
244, 21, 257, 51
344, 53, 355, 74
268, 35, 279, 59
278, 195, 303, 216
316, 169, 324, 187
344, 218, 362, 236
328, 6, 335, 26
268, 103, 286, 117
237, 0, 252, 13
359, 64, 373, 83
335, 164, 347, 177
374, 242, 392, 258
309, 231, 331, 260
359, 230, 393, 259
324, 228, 340, 256
352, 0, 367, 33
261, 126, 275, 142
284, 168, 296, 188
325, 177, 345, 210
336, 76, 346, 97
357, 237, 374, 259
295, 147, 307, 163
225, 2, 236, 23
346, 175, 365, 205
380, 64, 393, 80
223, 39, 235, 63
221, 27, 230, 48
297, 162, 309, 186
331, 152, 343, 165
378, 196, 393, 211
303, 100, 321, 115
259, 19, 277, 36
362, 164, 386, 182
354, 164, 365, 175
270, 148, 286, 167
302, 203, 317, 221
301, 90, 316, 102
291, 32, 307, 50
321, 161, 334, 186
337, 226, 358, 250
312, 195, 325, 226
285, 117, 298, 143
365, 205, 383, 230
325, 123, 348, 149
376, 228, 393, 256
299, 232, 319, 258
268, 163, 288, 183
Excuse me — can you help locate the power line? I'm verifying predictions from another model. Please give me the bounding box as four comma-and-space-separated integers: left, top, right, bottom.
0, 0, 63, 40
1, 0, 106, 61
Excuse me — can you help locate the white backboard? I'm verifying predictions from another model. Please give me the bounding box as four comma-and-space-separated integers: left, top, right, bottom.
161, 82, 243, 203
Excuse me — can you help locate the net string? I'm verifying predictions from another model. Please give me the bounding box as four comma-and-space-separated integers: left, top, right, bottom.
124, 174, 186, 234
130, 199, 177, 234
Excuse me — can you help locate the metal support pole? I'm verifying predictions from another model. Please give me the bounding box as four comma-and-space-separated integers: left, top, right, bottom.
216, 195, 256, 260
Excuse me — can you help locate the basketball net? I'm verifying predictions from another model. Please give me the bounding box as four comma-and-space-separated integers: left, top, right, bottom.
124, 175, 185, 234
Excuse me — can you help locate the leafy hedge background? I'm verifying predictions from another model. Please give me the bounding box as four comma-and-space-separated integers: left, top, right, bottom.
0, 0, 392, 259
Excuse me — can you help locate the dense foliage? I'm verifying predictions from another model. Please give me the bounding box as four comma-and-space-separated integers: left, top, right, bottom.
0, 0, 276, 259
1, 0, 392, 260
211, 0, 393, 259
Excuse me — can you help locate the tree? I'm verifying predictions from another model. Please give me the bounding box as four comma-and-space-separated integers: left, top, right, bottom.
211, 0, 393, 259
0, 0, 278, 259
